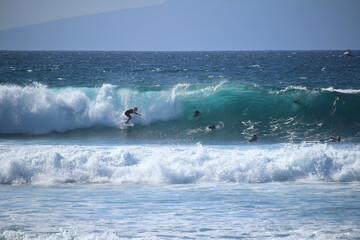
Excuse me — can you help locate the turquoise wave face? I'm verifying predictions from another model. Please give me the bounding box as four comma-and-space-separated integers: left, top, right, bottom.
0, 82, 359, 143
140, 82, 360, 143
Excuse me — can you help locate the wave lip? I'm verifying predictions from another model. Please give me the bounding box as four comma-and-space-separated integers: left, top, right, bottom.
1, 143, 359, 185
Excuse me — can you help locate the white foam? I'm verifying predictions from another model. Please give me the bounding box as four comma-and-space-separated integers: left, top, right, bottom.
321, 87, 360, 94
0, 83, 186, 134
212, 80, 228, 92
270, 85, 309, 94
270, 85, 360, 95
1, 143, 359, 185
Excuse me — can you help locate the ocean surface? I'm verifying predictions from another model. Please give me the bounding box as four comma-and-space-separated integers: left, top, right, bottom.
1, 51, 360, 239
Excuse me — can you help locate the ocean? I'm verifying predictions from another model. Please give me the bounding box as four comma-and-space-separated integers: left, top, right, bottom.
0, 51, 360, 239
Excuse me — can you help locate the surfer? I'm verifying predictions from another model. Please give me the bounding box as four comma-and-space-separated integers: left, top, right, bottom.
125, 107, 141, 124
194, 110, 201, 117
248, 134, 257, 142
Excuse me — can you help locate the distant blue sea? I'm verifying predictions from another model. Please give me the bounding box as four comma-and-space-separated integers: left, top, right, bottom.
1, 51, 360, 239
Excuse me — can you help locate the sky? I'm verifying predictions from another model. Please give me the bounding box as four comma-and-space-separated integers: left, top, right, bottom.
0, 0, 359, 51
0, 0, 166, 30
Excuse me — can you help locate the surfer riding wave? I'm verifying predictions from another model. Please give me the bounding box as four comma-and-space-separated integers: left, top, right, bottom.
125, 107, 141, 124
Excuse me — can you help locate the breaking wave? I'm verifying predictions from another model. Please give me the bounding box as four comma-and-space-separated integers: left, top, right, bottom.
0, 82, 359, 142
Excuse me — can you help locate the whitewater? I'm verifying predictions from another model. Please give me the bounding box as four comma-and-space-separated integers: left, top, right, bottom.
1, 51, 360, 239
1, 143, 360, 185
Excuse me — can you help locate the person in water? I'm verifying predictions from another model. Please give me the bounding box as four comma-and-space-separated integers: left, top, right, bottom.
125, 107, 141, 124
194, 110, 201, 117
293, 99, 301, 105
207, 125, 216, 131
329, 136, 341, 142
248, 134, 257, 142
318, 136, 341, 143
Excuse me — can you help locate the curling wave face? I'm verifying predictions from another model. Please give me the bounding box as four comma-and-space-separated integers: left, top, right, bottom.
0, 82, 359, 143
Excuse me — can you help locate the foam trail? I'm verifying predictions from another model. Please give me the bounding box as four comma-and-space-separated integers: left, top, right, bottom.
1, 143, 359, 185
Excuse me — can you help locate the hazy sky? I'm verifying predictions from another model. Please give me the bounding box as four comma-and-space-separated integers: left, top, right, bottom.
0, 0, 359, 50
0, 0, 165, 30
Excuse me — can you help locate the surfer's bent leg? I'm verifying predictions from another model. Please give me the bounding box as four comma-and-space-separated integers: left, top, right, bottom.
125, 112, 132, 124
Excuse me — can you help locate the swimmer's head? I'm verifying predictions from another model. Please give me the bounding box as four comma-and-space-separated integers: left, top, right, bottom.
134, 107, 138, 111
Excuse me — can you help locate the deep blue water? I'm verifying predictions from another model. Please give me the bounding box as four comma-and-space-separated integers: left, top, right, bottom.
1, 51, 360, 88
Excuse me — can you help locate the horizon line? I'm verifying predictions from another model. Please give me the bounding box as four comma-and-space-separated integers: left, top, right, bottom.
0, 49, 358, 52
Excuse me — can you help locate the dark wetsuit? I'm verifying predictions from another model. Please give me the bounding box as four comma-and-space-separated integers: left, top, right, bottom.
249, 135, 257, 142
125, 109, 134, 118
